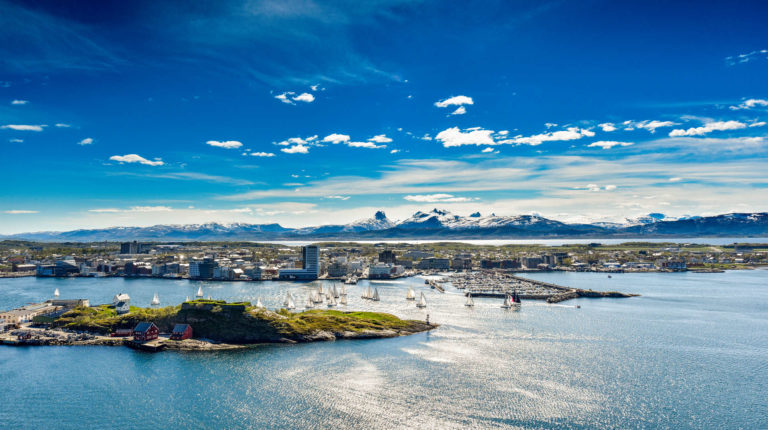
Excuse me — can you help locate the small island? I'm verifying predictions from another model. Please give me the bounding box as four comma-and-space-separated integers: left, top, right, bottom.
0, 299, 436, 351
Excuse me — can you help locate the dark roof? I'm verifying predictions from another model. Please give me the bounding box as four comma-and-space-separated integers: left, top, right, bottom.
172, 324, 191, 333
116, 301, 128, 307
133, 322, 156, 332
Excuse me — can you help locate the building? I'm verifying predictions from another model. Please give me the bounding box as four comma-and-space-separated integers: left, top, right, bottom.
369, 263, 405, 279
327, 261, 349, 278
113, 294, 131, 315
170, 324, 193, 340
120, 241, 152, 255
657, 259, 687, 271
190, 258, 217, 279
451, 258, 472, 271
521, 257, 543, 269
132, 322, 159, 342
378, 250, 396, 264
416, 258, 450, 270
0, 303, 57, 324
279, 245, 320, 280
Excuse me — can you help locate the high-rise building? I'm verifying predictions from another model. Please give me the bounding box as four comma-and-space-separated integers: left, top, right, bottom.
279, 245, 319, 280
378, 250, 396, 264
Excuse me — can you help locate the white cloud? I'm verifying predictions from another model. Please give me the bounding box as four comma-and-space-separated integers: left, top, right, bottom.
390, 149, 401, 154
281, 144, 310, 154
450, 106, 466, 115
89, 206, 173, 213
250, 152, 275, 157
730, 98, 768, 110
404, 193, 476, 203
725, 50, 768, 66
481, 147, 496, 153
435, 127, 496, 147
587, 140, 634, 149
750, 121, 766, 128
55, 123, 71, 128
604, 184, 617, 191
109, 154, 164, 166
634, 120, 677, 133
506, 127, 594, 146
369, 134, 392, 143
77, 137, 94, 145
3, 210, 38, 214
310, 84, 319, 91
9, 138, 23, 143
347, 141, 385, 149
325, 195, 350, 200
435, 95, 473, 108
323, 133, 351, 144
599, 123, 617, 132
669, 177, 682, 182
1, 124, 44, 131
11, 100, 28, 105
668, 120, 747, 137
421, 134, 433, 141
206, 140, 243, 149
292, 92, 315, 103
275, 92, 294, 104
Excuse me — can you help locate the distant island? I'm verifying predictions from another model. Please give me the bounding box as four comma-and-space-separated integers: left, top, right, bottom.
2, 209, 767, 242
0, 300, 436, 351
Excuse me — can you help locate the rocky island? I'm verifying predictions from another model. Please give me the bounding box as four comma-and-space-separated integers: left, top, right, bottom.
1, 300, 436, 351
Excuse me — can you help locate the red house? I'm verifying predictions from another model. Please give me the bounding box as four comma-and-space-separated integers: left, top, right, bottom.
170, 324, 193, 340
132, 322, 159, 341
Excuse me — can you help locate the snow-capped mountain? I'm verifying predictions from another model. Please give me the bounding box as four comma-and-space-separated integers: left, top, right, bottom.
2, 210, 767, 241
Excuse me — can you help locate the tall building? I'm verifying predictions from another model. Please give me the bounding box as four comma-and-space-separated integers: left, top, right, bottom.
279, 245, 320, 280
379, 250, 396, 264
189, 258, 216, 279
120, 241, 152, 254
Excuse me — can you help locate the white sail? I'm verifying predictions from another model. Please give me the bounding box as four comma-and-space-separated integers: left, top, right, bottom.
256, 297, 264, 308
328, 294, 337, 307
406, 287, 415, 300
283, 292, 292, 307
196, 286, 204, 298
465, 293, 474, 307
306, 295, 314, 309
340, 285, 347, 296
372, 288, 380, 301
501, 293, 511, 308
151, 292, 160, 306
340, 295, 347, 305
185, 296, 190, 302
332, 285, 339, 298
416, 292, 427, 308
54, 288, 60, 298
286, 293, 296, 310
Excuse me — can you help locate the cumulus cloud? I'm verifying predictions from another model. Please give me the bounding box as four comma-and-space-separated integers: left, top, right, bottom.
588, 140, 634, 149
3, 210, 38, 214
369, 134, 392, 143
435, 127, 496, 147
11, 100, 28, 105
206, 140, 243, 149
292, 92, 315, 103
481, 147, 496, 153
1, 124, 44, 131
275, 92, 293, 104
249, 152, 275, 157
450, 106, 466, 115
404, 193, 476, 203
668, 120, 747, 137
730, 99, 768, 110
77, 137, 93, 145
599, 123, 617, 132
109, 154, 164, 166
634, 120, 677, 133
506, 127, 594, 146
281, 144, 310, 154
347, 141, 385, 149
434, 95, 474, 108
390, 149, 401, 154
323, 133, 351, 144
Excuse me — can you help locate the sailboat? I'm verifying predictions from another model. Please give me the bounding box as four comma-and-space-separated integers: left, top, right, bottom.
306, 295, 315, 309
54, 288, 60, 298
255, 297, 265, 309
340, 285, 347, 296
361, 286, 372, 300
406, 287, 415, 301
185, 296, 190, 302
283, 292, 296, 310
332, 285, 340, 298
196, 286, 204, 298
465, 293, 474, 307
416, 292, 427, 308
511, 290, 522, 308
327, 294, 337, 307
340, 295, 347, 305
372, 288, 380, 302
501, 293, 512, 309
151, 292, 160, 306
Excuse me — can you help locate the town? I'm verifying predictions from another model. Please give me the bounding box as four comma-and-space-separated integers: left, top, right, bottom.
0, 240, 765, 281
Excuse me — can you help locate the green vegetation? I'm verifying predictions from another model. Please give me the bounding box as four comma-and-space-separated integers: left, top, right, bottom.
52, 301, 430, 343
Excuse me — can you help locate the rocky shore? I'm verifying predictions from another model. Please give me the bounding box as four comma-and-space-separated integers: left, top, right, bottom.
546, 289, 639, 303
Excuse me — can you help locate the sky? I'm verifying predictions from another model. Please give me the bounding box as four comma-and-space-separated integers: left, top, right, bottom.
1, 0, 767, 234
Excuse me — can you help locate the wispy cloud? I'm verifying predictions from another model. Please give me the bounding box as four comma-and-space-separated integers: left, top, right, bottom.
1, 124, 45, 131
729, 98, 768, 110
668, 120, 747, 137
725, 49, 768, 66
109, 154, 164, 166
404, 193, 476, 203
3, 210, 38, 214
11, 100, 28, 105
77, 137, 94, 145
249, 152, 275, 157
587, 141, 634, 149
435, 95, 473, 108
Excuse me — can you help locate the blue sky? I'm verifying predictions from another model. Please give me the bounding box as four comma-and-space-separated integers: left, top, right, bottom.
1, 0, 767, 233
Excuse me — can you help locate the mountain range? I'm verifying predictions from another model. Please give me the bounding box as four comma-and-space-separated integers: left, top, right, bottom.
2, 209, 767, 242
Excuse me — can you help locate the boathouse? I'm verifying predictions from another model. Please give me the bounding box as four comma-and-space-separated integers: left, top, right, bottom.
170, 324, 193, 340
132, 322, 159, 342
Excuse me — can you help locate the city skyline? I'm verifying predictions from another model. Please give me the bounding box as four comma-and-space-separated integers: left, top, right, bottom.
2, 0, 768, 234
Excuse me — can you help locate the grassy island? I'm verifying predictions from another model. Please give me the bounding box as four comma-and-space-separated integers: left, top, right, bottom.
51, 300, 435, 343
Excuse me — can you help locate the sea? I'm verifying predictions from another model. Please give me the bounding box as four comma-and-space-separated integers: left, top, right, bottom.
1, 270, 767, 429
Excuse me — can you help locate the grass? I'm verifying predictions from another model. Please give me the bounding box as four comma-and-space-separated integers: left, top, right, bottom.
269, 309, 413, 336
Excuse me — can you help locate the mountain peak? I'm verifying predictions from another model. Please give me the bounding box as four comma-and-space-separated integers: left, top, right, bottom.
374, 210, 387, 221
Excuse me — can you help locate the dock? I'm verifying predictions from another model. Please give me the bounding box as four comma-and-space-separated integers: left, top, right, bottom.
124, 338, 166, 352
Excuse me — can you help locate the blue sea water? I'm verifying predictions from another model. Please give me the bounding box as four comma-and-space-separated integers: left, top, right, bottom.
1, 270, 767, 429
